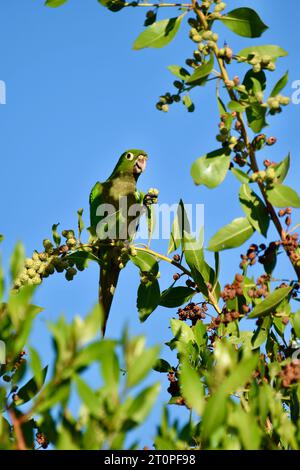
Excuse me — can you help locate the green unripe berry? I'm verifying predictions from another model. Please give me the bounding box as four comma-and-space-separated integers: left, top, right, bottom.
161, 104, 169, 113
43, 239, 53, 251
32, 276, 42, 285
215, 2, 226, 12
25, 258, 34, 268
202, 31, 212, 40
66, 238, 77, 248
266, 168, 276, 180
212, 33, 219, 42
20, 273, 29, 283
210, 12, 221, 19
14, 280, 22, 289
253, 63, 261, 73
261, 55, 271, 65
229, 136, 237, 145
266, 62, 276, 71
192, 33, 202, 43
46, 264, 55, 275
32, 252, 39, 261
65, 271, 73, 281
278, 95, 290, 106
27, 268, 36, 278
38, 252, 48, 261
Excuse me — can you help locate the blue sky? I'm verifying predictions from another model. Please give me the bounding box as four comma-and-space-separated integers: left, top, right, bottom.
1, 0, 300, 447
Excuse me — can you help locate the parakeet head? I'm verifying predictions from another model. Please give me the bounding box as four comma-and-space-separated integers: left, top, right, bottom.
110, 149, 148, 179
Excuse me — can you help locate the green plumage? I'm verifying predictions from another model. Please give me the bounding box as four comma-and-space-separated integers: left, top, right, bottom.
89, 149, 148, 335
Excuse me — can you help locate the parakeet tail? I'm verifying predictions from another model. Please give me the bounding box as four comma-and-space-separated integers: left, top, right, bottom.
99, 265, 120, 336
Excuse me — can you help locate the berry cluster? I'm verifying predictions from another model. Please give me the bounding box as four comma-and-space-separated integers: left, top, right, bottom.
239, 243, 267, 269
266, 95, 290, 115
13, 230, 84, 290
248, 275, 270, 300
177, 302, 207, 325
220, 273, 244, 301
238, 52, 276, 73
208, 309, 240, 330
280, 359, 300, 388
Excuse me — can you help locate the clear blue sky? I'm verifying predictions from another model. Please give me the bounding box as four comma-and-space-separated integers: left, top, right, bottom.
1, 0, 300, 448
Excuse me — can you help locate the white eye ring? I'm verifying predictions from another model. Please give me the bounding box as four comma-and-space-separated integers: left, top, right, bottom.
126, 152, 134, 161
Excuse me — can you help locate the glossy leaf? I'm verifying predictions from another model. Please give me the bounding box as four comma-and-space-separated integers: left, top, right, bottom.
208, 217, 254, 252
220, 8, 268, 38
182, 93, 195, 112
170, 318, 195, 344
180, 360, 205, 415
159, 286, 195, 308
45, 0, 68, 6
153, 358, 172, 373
16, 366, 48, 405
126, 383, 160, 423
231, 168, 251, 184
270, 71, 289, 97
186, 54, 214, 84
274, 154, 290, 184
167, 65, 190, 80
249, 286, 293, 318
237, 45, 288, 61
266, 184, 300, 208
246, 104, 267, 133
131, 251, 159, 276
239, 184, 269, 236
137, 280, 160, 322
167, 199, 190, 254
133, 15, 184, 50
126, 346, 160, 388
191, 148, 230, 188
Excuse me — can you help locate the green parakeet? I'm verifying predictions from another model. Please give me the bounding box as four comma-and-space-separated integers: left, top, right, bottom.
89, 149, 148, 335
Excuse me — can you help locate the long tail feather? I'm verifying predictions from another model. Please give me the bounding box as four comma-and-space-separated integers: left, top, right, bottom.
99, 265, 120, 336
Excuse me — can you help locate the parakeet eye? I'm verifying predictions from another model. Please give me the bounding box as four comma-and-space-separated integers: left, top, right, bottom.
126, 152, 134, 161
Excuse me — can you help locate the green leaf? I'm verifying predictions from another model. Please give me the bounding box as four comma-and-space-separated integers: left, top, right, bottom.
246, 104, 267, 133
186, 54, 214, 84
167, 199, 190, 254
291, 311, 300, 339
73, 342, 111, 370
131, 251, 159, 276
231, 168, 251, 184
228, 101, 247, 113
167, 65, 190, 80
16, 366, 48, 405
249, 286, 293, 318
274, 154, 290, 184
180, 360, 204, 415
251, 316, 272, 348
191, 148, 230, 188
239, 184, 269, 236
237, 45, 288, 62
220, 8, 268, 38
52, 223, 61, 247
182, 93, 195, 112
266, 184, 300, 208
74, 375, 102, 417
29, 347, 44, 389
208, 217, 254, 252
45, 0, 68, 6
125, 383, 160, 424
137, 280, 160, 322
170, 318, 195, 344
10, 242, 25, 281
159, 286, 195, 308
126, 345, 160, 388
153, 358, 172, 373
183, 232, 208, 296
77, 208, 84, 240
99, 342, 119, 394
270, 71, 289, 97
133, 15, 184, 50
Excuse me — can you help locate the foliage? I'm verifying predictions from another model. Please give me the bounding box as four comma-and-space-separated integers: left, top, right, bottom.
1, 0, 300, 450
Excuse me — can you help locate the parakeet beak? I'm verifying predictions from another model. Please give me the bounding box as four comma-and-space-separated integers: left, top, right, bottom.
134, 154, 148, 174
